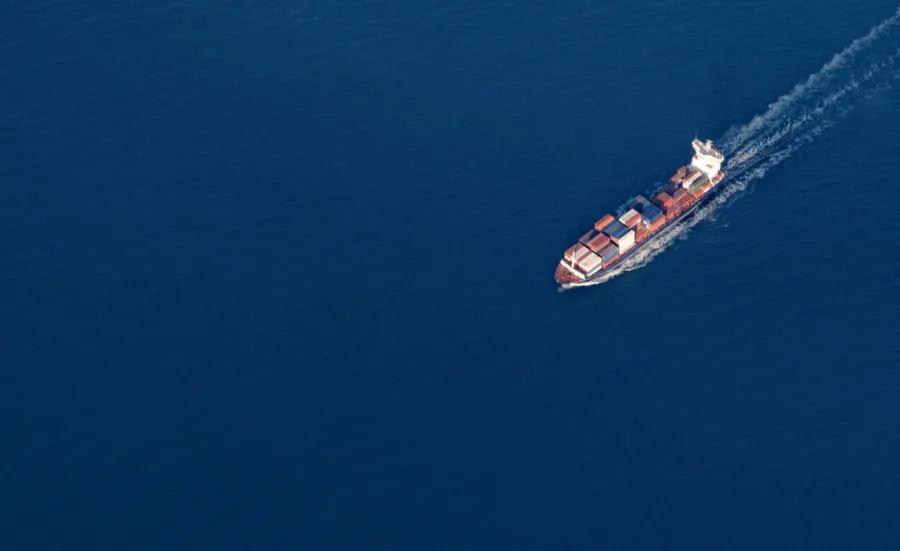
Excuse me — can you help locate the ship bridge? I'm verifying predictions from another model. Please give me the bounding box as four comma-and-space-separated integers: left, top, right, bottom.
690, 139, 724, 181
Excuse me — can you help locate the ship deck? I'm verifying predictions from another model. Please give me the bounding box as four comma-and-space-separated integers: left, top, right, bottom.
558, 182, 722, 286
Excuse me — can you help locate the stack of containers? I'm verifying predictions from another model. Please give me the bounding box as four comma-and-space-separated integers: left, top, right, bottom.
634, 221, 648, 244
616, 229, 636, 254
644, 210, 665, 233
619, 208, 642, 229
578, 229, 598, 245
598, 242, 619, 266
629, 195, 652, 211
641, 194, 666, 229
601, 220, 629, 241
586, 233, 610, 253
593, 214, 615, 232
564, 243, 591, 264
633, 198, 664, 225
693, 181, 712, 198
670, 166, 687, 183
682, 170, 702, 189
677, 188, 696, 208
688, 174, 709, 196
652, 192, 674, 212
629, 196, 664, 221
601, 219, 635, 254
644, 203, 664, 222
576, 251, 603, 276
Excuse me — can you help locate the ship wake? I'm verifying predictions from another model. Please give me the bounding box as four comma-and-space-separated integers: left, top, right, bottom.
563, 7, 900, 289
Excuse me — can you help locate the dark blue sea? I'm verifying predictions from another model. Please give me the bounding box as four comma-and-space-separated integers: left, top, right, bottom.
4, 1, 900, 549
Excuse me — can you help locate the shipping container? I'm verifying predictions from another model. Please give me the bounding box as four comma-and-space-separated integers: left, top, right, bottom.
613, 228, 635, 249
674, 193, 689, 206
642, 203, 664, 222
688, 174, 709, 194
683, 170, 702, 187
629, 195, 653, 213
587, 233, 610, 253
689, 181, 713, 199
564, 243, 592, 262
593, 214, 615, 232
584, 263, 604, 277
670, 166, 687, 182
617, 233, 635, 254
577, 252, 603, 274
653, 191, 674, 210
634, 223, 648, 243
619, 208, 641, 228
579, 229, 597, 245
602, 220, 629, 240
599, 243, 619, 264
648, 216, 665, 232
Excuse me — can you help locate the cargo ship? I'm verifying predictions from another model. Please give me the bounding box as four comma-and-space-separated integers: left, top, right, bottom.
555, 139, 726, 285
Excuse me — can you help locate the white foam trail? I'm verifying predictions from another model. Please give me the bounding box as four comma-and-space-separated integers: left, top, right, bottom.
721, 6, 900, 154
727, 47, 900, 177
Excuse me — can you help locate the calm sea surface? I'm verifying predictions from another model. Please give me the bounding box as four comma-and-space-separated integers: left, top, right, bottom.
3, 1, 900, 549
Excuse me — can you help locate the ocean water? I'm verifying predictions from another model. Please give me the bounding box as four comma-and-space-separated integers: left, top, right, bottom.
3, 1, 900, 549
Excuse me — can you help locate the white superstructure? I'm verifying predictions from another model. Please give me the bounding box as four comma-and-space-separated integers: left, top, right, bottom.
690, 139, 724, 182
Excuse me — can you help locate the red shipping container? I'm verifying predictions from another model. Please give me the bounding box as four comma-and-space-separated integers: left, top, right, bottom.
586, 233, 610, 253
634, 224, 647, 243
593, 214, 615, 232
689, 182, 711, 199
579, 229, 597, 244
653, 191, 674, 210
621, 212, 641, 228
648, 217, 665, 233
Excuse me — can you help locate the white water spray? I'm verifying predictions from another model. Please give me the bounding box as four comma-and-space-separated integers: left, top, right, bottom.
721, 6, 900, 154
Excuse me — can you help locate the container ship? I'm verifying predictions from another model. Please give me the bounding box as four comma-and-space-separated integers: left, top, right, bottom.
555, 139, 726, 285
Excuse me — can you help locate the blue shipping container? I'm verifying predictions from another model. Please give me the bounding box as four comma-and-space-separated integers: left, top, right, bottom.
643, 204, 664, 222
600, 243, 619, 263
602, 220, 629, 239
630, 196, 653, 213
579, 229, 597, 245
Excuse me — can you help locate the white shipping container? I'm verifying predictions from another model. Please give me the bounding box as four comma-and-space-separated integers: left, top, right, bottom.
616, 229, 635, 254
683, 170, 702, 188
618, 208, 640, 226
564, 244, 591, 262
575, 245, 592, 261
585, 262, 604, 277
577, 252, 603, 273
